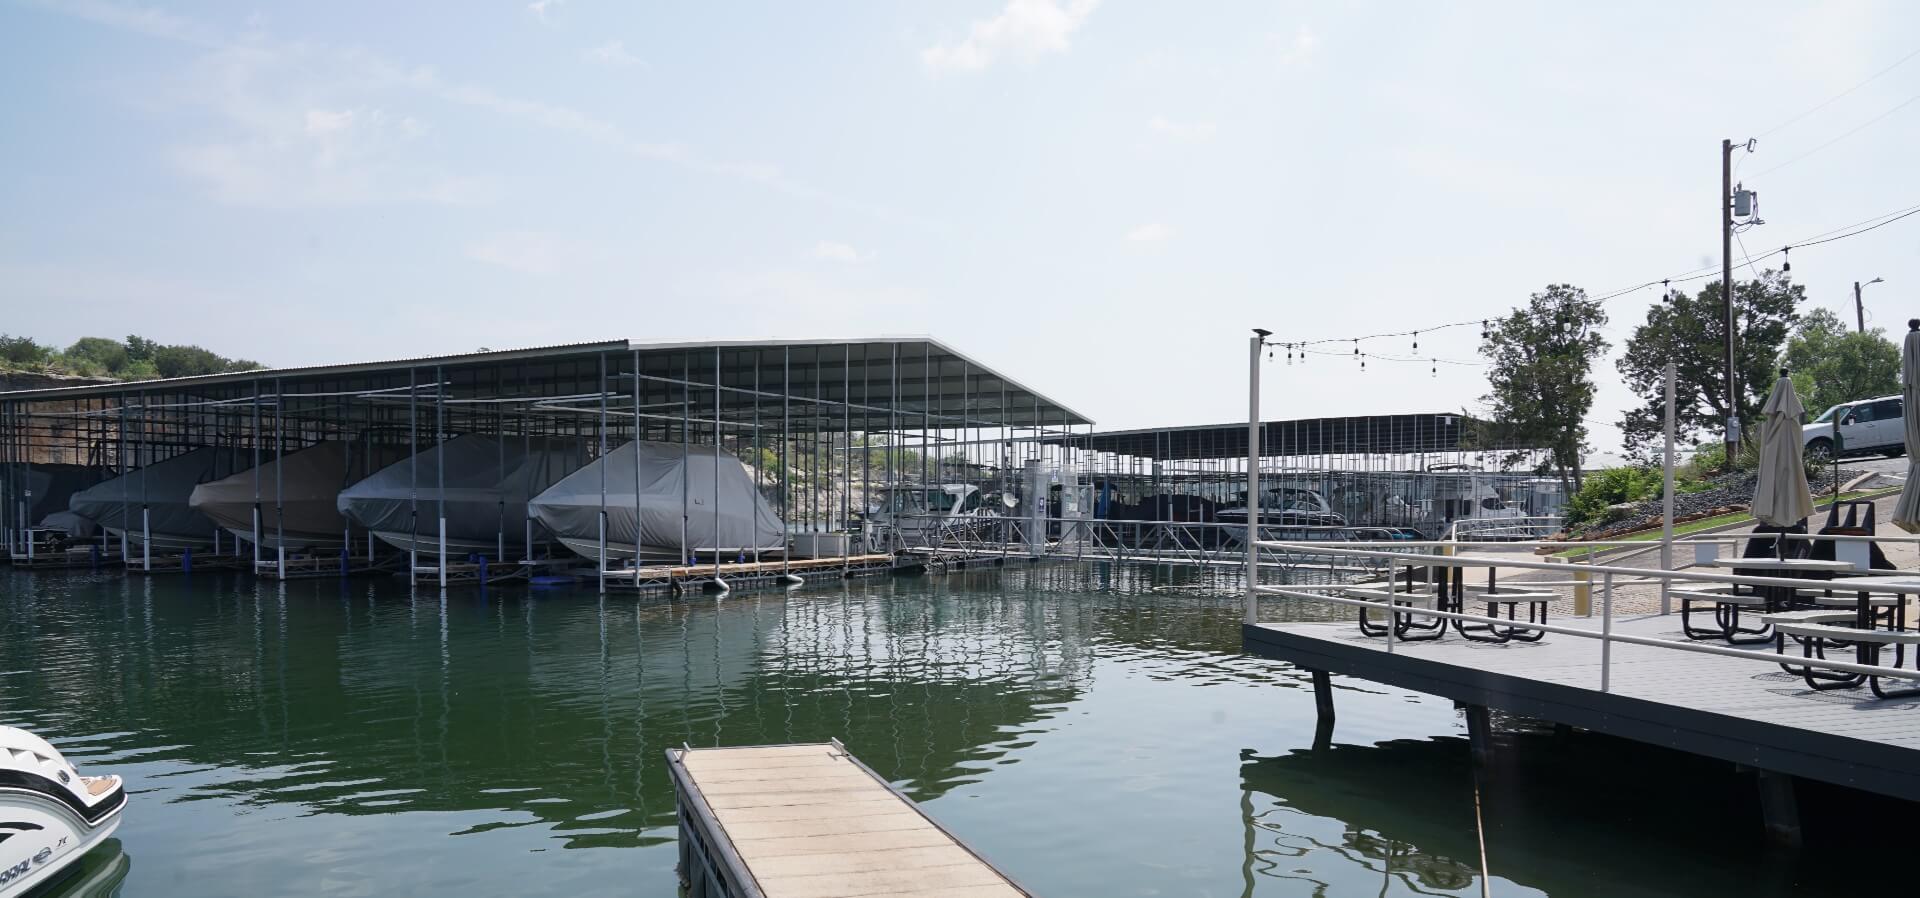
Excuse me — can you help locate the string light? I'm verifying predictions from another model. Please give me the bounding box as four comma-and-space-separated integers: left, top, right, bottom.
1352, 339, 1360, 357
1412, 331, 1420, 353
1279, 199, 1920, 352
1781, 246, 1792, 272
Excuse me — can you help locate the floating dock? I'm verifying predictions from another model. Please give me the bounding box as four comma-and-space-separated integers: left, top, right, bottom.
610, 554, 898, 593
1244, 614, 1920, 802
666, 740, 1031, 898
5, 546, 118, 569
124, 552, 246, 575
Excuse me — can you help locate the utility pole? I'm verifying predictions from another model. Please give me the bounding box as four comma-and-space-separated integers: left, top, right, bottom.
1721, 138, 1738, 452
1856, 281, 1866, 333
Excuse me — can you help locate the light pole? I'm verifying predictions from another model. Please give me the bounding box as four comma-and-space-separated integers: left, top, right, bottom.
1246, 328, 1269, 625
1855, 277, 1885, 333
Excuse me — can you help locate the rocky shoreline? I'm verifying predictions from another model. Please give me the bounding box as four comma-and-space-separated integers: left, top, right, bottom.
1564, 467, 1870, 541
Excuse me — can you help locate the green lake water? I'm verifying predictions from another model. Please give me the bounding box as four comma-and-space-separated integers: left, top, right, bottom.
0, 564, 1899, 896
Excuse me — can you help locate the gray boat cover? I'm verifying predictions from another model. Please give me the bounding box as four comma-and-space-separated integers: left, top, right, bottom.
188, 441, 408, 545
336, 434, 592, 547
38, 510, 98, 539
67, 447, 234, 544
6, 464, 94, 524
529, 440, 786, 559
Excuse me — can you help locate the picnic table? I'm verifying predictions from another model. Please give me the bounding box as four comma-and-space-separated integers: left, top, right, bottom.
1352, 554, 1555, 644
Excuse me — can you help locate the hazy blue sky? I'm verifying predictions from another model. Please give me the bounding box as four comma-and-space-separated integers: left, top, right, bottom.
3, 1, 1917, 450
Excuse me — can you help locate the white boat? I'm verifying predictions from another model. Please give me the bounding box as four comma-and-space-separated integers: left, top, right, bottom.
867, 483, 1003, 545
1215, 484, 1347, 528
0, 726, 126, 897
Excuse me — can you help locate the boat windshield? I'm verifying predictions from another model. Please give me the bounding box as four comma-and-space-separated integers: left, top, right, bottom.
1811, 405, 1842, 424
1279, 488, 1322, 512
885, 489, 958, 514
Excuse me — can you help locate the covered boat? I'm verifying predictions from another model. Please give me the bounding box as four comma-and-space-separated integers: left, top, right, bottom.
529, 440, 787, 564
3, 464, 93, 527
187, 441, 406, 551
0, 726, 127, 897
65, 448, 232, 550
336, 434, 591, 556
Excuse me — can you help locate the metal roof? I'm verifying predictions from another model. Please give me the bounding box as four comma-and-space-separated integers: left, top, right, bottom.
0, 337, 1091, 429
1065, 413, 1495, 460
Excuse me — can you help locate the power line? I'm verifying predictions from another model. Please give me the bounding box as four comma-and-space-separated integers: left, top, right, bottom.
1278, 199, 1920, 352
1749, 90, 1920, 179
1755, 45, 1920, 139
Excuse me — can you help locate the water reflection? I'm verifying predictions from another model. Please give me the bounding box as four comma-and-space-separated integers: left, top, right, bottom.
1241, 725, 1907, 897
35, 838, 130, 898
1, 568, 1109, 853
4, 563, 1889, 897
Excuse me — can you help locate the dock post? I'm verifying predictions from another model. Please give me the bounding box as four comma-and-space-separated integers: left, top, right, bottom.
1756, 770, 1802, 848
1310, 669, 1335, 751
1573, 549, 1592, 617
1465, 704, 1492, 766
1311, 669, 1335, 722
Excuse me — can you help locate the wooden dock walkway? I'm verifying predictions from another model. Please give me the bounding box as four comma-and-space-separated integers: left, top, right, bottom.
1244, 614, 1920, 801
666, 741, 1030, 898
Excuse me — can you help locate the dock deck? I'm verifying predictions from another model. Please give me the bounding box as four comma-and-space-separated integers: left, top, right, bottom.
667, 741, 1030, 898
1244, 614, 1920, 801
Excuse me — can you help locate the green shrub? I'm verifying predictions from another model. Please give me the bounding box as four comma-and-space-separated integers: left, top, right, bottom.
1683, 443, 1729, 479
1564, 466, 1664, 529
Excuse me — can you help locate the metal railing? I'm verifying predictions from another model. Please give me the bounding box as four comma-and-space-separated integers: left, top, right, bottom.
1247, 539, 1920, 689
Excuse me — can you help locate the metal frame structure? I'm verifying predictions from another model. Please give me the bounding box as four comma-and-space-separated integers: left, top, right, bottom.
0, 338, 1091, 587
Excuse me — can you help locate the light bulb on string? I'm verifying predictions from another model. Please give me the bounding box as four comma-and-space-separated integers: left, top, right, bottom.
1661, 279, 1671, 302
1412, 331, 1419, 353
1781, 246, 1792, 273
1352, 339, 1359, 357
1479, 319, 1490, 340
1430, 360, 1436, 378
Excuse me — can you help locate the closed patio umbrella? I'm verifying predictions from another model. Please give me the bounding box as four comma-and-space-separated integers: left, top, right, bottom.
1893, 320, 1920, 533
1752, 370, 1815, 528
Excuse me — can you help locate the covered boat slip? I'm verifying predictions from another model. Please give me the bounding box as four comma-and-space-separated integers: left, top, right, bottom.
529, 438, 786, 566
1053, 415, 1563, 544
67, 445, 236, 552
336, 433, 593, 556
0, 338, 1091, 584
190, 439, 409, 551
668, 741, 1031, 898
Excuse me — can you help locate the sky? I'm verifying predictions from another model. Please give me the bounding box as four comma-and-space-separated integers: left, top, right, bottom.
3, 0, 1918, 456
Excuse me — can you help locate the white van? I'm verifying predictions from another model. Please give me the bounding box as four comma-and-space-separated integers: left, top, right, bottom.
1803, 394, 1905, 461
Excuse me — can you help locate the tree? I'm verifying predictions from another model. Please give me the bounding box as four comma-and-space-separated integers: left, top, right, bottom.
152, 344, 231, 378
1476, 284, 1610, 489
1617, 271, 1801, 454
61, 337, 130, 375
1780, 308, 1900, 416
0, 334, 53, 368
